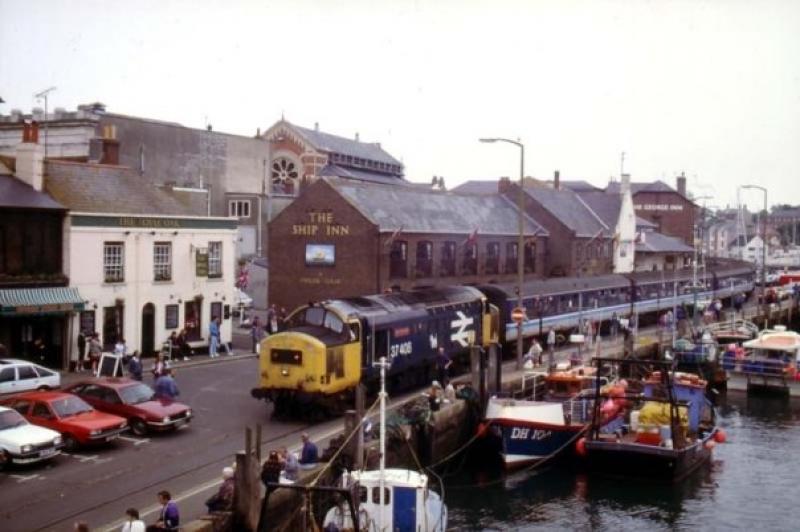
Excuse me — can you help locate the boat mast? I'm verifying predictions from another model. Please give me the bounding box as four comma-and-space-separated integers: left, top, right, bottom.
377, 356, 389, 530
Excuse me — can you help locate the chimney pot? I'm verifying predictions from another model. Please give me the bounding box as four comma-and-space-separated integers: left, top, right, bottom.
256, 127, 261, 138
355, 132, 359, 142
677, 171, 687, 197
554, 170, 560, 190
207, 124, 212, 132
315, 122, 319, 132
498, 176, 512, 194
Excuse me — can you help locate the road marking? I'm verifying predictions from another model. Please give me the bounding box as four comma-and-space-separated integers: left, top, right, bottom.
8, 473, 41, 483
118, 435, 150, 446
64, 453, 112, 464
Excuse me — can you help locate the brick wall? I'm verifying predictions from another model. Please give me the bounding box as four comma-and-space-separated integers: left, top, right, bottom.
633, 191, 695, 245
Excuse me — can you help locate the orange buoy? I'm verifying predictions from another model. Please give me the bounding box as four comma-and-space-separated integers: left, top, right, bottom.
705, 439, 716, 450
714, 429, 727, 443
575, 437, 587, 457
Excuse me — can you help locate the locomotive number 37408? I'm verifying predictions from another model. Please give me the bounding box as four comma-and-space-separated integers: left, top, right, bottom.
389, 341, 413, 358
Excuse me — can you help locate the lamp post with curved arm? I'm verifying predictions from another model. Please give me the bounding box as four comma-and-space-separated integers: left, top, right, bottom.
480, 137, 525, 369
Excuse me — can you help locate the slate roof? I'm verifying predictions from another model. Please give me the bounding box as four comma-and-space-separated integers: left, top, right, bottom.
605, 180, 678, 195
450, 180, 500, 195
293, 124, 402, 167
319, 164, 410, 186
44, 161, 207, 216
524, 187, 610, 237
555, 180, 601, 192
577, 191, 657, 230
0, 175, 65, 210
636, 231, 694, 253
327, 178, 548, 236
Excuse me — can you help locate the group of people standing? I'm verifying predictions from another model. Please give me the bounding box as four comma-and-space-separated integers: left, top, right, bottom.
248, 304, 288, 353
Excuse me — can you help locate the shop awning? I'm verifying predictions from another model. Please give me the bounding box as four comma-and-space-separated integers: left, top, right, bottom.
0, 287, 85, 316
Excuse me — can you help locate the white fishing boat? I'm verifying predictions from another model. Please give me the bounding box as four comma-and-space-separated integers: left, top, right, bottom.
724, 325, 800, 395
323, 357, 447, 531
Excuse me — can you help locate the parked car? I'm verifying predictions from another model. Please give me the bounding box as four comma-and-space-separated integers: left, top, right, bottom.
0, 405, 62, 469
65, 378, 192, 436
1, 391, 127, 450
0, 359, 60, 395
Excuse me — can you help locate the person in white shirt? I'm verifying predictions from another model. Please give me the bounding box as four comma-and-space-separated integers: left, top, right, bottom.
120, 507, 145, 532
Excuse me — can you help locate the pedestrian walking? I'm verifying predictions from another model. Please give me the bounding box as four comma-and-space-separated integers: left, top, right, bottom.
267, 304, 279, 335
146, 490, 179, 531
151, 353, 167, 381
77, 331, 87, 372
435, 346, 452, 386
209, 316, 220, 358
88, 333, 102, 374
251, 316, 263, 354
546, 327, 556, 369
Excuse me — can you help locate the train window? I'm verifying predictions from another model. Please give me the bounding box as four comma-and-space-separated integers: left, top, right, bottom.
323, 311, 344, 334
305, 307, 325, 326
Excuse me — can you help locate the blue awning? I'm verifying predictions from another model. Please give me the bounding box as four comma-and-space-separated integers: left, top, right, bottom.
0, 287, 85, 316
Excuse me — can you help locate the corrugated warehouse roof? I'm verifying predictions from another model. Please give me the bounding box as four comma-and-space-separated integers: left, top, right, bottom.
524, 187, 609, 237
294, 124, 402, 167
327, 178, 548, 236
44, 161, 207, 216
0, 175, 65, 210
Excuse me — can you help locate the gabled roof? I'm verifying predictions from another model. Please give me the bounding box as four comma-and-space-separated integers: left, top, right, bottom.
44, 161, 207, 216
292, 123, 402, 167
577, 191, 657, 230
0, 175, 65, 210
327, 177, 548, 237
523, 187, 610, 237
450, 180, 499, 195
636, 232, 694, 254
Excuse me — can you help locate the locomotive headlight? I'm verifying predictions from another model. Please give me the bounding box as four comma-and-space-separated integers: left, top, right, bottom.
281, 367, 289, 377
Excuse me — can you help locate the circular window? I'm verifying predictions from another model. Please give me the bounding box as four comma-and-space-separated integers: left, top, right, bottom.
271, 157, 299, 194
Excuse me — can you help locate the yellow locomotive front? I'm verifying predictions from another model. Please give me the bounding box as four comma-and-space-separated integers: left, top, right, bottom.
250, 304, 362, 416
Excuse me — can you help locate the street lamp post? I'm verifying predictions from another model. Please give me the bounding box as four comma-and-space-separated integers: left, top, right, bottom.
480, 137, 525, 370
742, 185, 768, 318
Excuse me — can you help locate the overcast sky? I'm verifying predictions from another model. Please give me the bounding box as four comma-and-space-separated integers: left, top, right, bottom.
1, 0, 799, 210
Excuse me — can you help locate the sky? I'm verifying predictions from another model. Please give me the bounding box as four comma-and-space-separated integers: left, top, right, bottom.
1, 0, 799, 210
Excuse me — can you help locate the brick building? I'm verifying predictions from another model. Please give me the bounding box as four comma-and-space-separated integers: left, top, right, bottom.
605, 174, 697, 246
268, 178, 548, 312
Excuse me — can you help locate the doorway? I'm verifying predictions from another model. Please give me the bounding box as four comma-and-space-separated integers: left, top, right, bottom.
141, 303, 155, 356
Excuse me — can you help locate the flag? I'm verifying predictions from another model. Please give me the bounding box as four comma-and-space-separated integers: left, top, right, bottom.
384, 224, 404, 248
463, 227, 479, 247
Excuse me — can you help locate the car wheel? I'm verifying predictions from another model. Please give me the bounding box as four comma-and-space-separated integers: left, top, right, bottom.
63, 435, 78, 452
1, 450, 10, 471
131, 419, 148, 437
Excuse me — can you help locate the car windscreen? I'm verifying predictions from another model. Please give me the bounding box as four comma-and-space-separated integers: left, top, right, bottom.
119, 383, 155, 405
51, 396, 93, 418
0, 410, 27, 430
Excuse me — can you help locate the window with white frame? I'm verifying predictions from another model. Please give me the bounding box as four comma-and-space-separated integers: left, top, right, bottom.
103, 242, 124, 283
153, 242, 172, 281
228, 199, 251, 218
208, 241, 222, 278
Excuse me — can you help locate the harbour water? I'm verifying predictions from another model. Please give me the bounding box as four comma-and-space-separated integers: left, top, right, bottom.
445, 392, 799, 531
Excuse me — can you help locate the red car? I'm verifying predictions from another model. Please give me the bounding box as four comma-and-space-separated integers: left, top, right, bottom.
65, 378, 192, 436
0, 391, 127, 450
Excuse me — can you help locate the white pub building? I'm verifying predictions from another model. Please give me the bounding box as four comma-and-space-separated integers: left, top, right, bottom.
67, 212, 237, 361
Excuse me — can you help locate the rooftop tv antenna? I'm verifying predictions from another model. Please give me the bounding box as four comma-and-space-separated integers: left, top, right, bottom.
34, 86, 57, 159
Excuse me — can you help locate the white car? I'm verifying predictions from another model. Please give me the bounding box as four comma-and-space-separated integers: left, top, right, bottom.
0, 359, 61, 395
0, 405, 62, 467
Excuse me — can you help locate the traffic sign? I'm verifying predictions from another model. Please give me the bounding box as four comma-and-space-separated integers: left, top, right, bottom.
511, 307, 527, 323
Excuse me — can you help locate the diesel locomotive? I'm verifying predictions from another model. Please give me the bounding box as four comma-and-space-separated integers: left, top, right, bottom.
251, 260, 755, 415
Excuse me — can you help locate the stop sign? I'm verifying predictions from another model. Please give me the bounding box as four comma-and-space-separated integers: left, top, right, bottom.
511, 306, 526, 323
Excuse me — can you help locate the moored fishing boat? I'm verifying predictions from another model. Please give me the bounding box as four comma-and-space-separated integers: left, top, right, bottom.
483, 364, 607, 469
581, 358, 721, 483
322, 357, 447, 531
724, 325, 800, 395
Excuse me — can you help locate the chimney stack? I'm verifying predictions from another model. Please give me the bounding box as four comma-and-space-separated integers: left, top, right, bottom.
355, 132, 360, 142
315, 122, 319, 132
15, 121, 44, 191
553, 170, 560, 190
677, 171, 687, 197
498, 176, 512, 194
